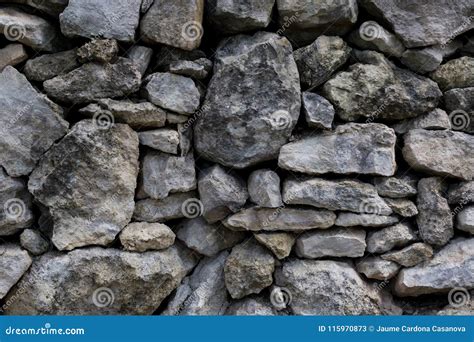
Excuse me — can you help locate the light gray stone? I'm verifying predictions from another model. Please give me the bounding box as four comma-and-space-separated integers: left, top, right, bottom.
335, 212, 398, 228
0, 244, 32, 299
384, 198, 418, 217
457, 206, 474, 234
373, 175, 418, 198
138, 129, 179, 154
356, 257, 400, 281
77, 39, 119, 63
24, 48, 79, 82
302, 92, 334, 129
392, 108, 451, 134
382, 242, 434, 267
430, 57, 474, 91
226, 296, 274, 315
366, 223, 418, 254
0, 44, 27, 71
169, 59, 211, 80
254, 232, 295, 260
20, 229, 49, 255
119, 222, 175, 252
448, 181, 474, 205
248, 170, 282, 208
126, 45, 153, 76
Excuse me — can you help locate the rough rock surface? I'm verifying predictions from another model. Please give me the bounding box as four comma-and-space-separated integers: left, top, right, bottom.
133, 192, 198, 223
226, 296, 274, 315
400, 41, 462, 74
0, 244, 32, 299
447, 181, 474, 205
119, 222, 175, 252
384, 198, 418, 217
302, 92, 334, 129
20, 229, 49, 255
254, 232, 295, 260
392, 108, 451, 134
430, 57, 474, 91
138, 129, 179, 154
382, 243, 434, 267
373, 175, 418, 198
366, 223, 417, 254
335, 213, 398, 228
0, 44, 27, 71
457, 206, 474, 234
77, 39, 119, 63
356, 257, 400, 281
248, 170, 282, 208
24, 49, 80, 82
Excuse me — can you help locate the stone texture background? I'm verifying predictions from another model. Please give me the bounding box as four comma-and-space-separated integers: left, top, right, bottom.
0, 0, 473, 315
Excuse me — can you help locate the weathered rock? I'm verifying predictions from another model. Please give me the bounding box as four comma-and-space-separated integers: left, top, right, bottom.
176, 217, 245, 256
0, 244, 32, 299
392, 108, 451, 134
400, 41, 462, 74
223, 207, 336, 232
279, 123, 396, 176
194, 32, 301, 169
356, 257, 400, 280
283, 178, 392, 215
197, 165, 248, 223
248, 170, 282, 208
359, 0, 474, 48
0, 7, 67, 51
154, 46, 206, 71
44, 58, 141, 104
403, 129, 474, 181
430, 57, 474, 91
163, 251, 229, 315
457, 206, 474, 234
169, 59, 212, 80
60, 0, 142, 42
140, 0, 204, 51
275, 259, 401, 315
225, 239, 275, 299
335, 212, 398, 228
382, 242, 434, 267
0, 66, 69, 177
254, 232, 295, 259
119, 222, 175, 252
296, 228, 366, 259
323, 52, 442, 121
302, 92, 334, 129
3, 245, 198, 314
0, 44, 27, 71
366, 223, 418, 254
1, 0, 68, 17
20, 229, 49, 255
373, 175, 418, 198
24, 48, 79, 82
140, 150, 196, 200
444, 87, 474, 133
126, 45, 153, 76
142, 72, 200, 115
395, 238, 474, 296
138, 129, 179, 154
294, 35, 351, 89
384, 198, 418, 217
226, 296, 274, 315
79, 99, 166, 130
28, 120, 139, 251
77, 39, 119, 63
448, 181, 474, 205
207, 0, 274, 34
178, 123, 193, 156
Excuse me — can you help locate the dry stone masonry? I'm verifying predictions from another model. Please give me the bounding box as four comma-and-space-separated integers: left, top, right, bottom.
0, 0, 473, 315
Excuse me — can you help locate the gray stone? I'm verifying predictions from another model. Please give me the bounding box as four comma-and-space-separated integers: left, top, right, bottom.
373, 175, 418, 198
0, 44, 27, 71
24, 48, 80, 82
226, 296, 274, 315
0, 244, 32, 299
366, 223, 418, 254
138, 129, 179, 154
163, 251, 229, 315
167, 113, 189, 124
384, 198, 418, 217
225, 239, 275, 299
400, 41, 462, 74
154, 46, 206, 71
356, 257, 400, 281
294, 35, 351, 89
444, 87, 474, 134
1, 0, 68, 17
248, 170, 282, 208
79, 99, 166, 130
275, 258, 401, 315
430, 57, 474, 91
60, 0, 142, 42
448, 181, 474, 205
197, 165, 248, 223
223, 207, 336, 232
176, 217, 245, 256
28, 120, 139, 251
140, 150, 196, 200
194, 32, 300, 169
335, 212, 398, 228
295, 228, 366, 259
178, 123, 193, 156
382, 242, 434, 267
254, 232, 295, 260
403, 129, 474, 181
126, 46, 153, 76
20, 229, 49, 256
302, 92, 334, 129
457, 206, 474, 234
279, 123, 396, 176
283, 178, 392, 215
169, 59, 211, 80
140, 0, 204, 51
392, 108, 451, 134
77, 39, 119, 63
395, 238, 474, 297
119, 222, 175, 252
3, 245, 198, 314
323, 52, 442, 121
0, 66, 69, 177
44, 58, 142, 104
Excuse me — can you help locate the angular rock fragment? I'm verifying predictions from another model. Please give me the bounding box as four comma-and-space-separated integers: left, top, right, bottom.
3, 245, 198, 314
248, 170, 282, 208
295, 228, 366, 259
0, 244, 32, 299
384, 198, 418, 217
254, 232, 295, 260
126, 45, 153, 76
194, 32, 300, 168
138, 129, 179, 154
169, 59, 211, 80
373, 175, 418, 198
119, 222, 175, 252
275, 259, 401, 315
225, 239, 275, 299
335, 213, 398, 228
294, 35, 351, 88
392, 108, 451, 134
176, 217, 245, 257
0, 44, 27, 71
302, 92, 334, 129
28, 120, 139, 251
366, 223, 417, 254
133, 192, 199, 223
226, 296, 274, 315
444, 87, 474, 133
447, 181, 474, 205
283, 178, 392, 215
279, 123, 396, 176
430, 57, 474, 91
457, 206, 474, 234
60, 0, 142, 42
77, 39, 119, 63
382, 242, 433, 267
140, 0, 205, 51
142, 72, 200, 115
44, 58, 141, 104
141, 150, 196, 200
223, 207, 336, 232
24, 48, 80, 82
356, 257, 400, 281
0, 66, 69, 177
20, 229, 49, 255
400, 41, 462, 74
403, 129, 474, 181
197, 165, 248, 223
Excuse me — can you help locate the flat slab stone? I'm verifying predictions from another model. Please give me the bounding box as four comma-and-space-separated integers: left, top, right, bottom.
138, 129, 179, 154
0, 44, 27, 71
335, 212, 398, 228
119, 222, 175, 252
366, 223, 417, 254
356, 257, 400, 281
382, 242, 433, 267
